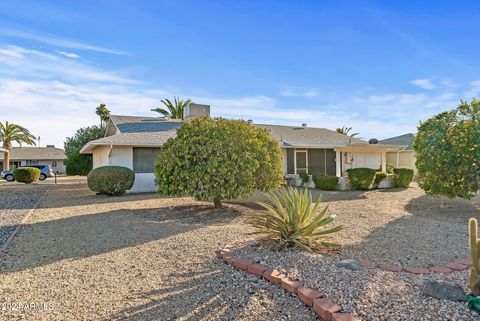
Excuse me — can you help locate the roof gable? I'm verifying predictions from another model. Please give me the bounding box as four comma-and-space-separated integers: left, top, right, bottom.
254, 124, 368, 146
380, 133, 415, 150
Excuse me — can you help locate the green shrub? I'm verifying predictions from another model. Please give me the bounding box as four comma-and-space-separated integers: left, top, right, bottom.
386, 163, 395, 174
347, 168, 377, 190
87, 166, 135, 195
393, 167, 414, 188
374, 171, 387, 185
313, 174, 338, 190
13, 167, 40, 184
247, 187, 342, 250
299, 171, 309, 184
155, 118, 283, 208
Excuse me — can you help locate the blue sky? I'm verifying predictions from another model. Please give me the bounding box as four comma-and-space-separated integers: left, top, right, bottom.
1, 1, 480, 148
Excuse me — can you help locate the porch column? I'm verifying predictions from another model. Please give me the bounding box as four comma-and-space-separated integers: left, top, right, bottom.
381, 151, 387, 172
335, 151, 341, 177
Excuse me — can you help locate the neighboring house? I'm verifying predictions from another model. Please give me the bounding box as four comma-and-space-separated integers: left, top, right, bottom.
0, 145, 66, 173
380, 133, 416, 169
80, 104, 404, 192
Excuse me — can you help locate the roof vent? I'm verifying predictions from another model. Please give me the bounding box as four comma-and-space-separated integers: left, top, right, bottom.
369, 138, 379, 144
302, 123, 307, 128
184, 103, 210, 119
46, 145, 55, 148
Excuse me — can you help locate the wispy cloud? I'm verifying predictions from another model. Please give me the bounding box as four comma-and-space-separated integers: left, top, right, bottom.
280, 89, 319, 97
56, 51, 80, 59
0, 28, 127, 55
411, 79, 435, 90
0, 45, 134, 84
464, 80, 480, 99
0, 44, 470, 147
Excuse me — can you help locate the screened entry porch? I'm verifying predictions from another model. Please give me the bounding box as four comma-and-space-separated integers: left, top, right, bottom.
285, 148, 337, 176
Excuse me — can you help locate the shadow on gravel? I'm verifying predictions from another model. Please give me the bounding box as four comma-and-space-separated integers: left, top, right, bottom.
106, 269, 232, 321
0, 205, 243, 274
342, 194, 479, 267
232, 188, 368, 210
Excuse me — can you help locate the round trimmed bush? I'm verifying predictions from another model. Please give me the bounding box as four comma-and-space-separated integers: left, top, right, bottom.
87, 166, 135, 195
13, 167, 40, 184
347, 168, 377, 190
393, 167, 414, 188
313, 174, 338, 190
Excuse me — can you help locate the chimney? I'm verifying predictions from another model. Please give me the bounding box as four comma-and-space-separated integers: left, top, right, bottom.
184, 103, 210, 119
46, 145, 55, 148
302, 123, 307, 128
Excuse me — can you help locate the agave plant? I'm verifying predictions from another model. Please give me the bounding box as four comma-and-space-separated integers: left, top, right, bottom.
247, 187, 342, 250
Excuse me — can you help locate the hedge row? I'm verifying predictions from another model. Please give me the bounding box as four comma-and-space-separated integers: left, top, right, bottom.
312, 174, 338, 190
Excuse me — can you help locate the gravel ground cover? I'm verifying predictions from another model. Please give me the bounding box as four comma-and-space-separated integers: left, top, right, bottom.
0, 183, 317, 321
240, 184, 480, 267
234, 242, 478, 321
0, 184, 48, 247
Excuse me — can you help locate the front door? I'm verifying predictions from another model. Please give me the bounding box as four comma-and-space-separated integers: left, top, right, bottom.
295, 150, 307, 174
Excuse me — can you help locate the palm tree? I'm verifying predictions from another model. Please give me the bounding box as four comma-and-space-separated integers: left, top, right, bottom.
336, 126, 359, 137
151, 97, 191, 119
95, 103, 110, 127
0, 121, 37, 170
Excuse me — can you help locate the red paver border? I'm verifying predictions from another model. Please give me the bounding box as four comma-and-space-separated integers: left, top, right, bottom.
216, 249, 361, 321
0, 186, 50, 256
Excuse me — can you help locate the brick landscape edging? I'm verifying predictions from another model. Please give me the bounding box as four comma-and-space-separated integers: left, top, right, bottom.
335, 253, 472, 274
0, 186, 50, 256
216, 248, 361, 321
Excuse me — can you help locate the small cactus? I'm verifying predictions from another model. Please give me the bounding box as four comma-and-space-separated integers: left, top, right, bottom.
469, 218, 480, 296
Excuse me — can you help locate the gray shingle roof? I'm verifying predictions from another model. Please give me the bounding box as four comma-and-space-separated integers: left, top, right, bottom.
82, 114, 402, 153
85, 131, 177, 147
380, 133, 415, 150
254, 124, 368, 147
1, 147, 65, 160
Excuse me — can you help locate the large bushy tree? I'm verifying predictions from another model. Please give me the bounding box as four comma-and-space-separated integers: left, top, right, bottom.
64, 125, 105, 175
0, 121, 36, 170
154, 118, 284, 207
414, 99, 480, 199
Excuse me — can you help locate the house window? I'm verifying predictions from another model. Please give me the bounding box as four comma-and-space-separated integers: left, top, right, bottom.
26, 160, 38, 165
133, 147, 161, 173
52, 161, 57, 167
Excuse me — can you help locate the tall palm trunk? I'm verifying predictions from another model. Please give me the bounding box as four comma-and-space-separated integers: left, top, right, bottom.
2, 142, 10, 171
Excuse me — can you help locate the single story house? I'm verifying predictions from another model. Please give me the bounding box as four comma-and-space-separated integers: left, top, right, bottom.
80, 104, 405, 192
0, 145, 66, 173
380, 133, 416, 169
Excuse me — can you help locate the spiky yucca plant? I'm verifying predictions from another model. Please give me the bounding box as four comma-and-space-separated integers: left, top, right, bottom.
247, 187, 342, 250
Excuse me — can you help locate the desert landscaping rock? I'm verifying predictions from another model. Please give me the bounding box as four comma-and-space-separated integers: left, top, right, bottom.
243, 183, 479, 268
336, 259, 362, 271
0, 184, 48, 248
234, 242, 478, 321
0, 182, 318, 321
421, 280, 467, 301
